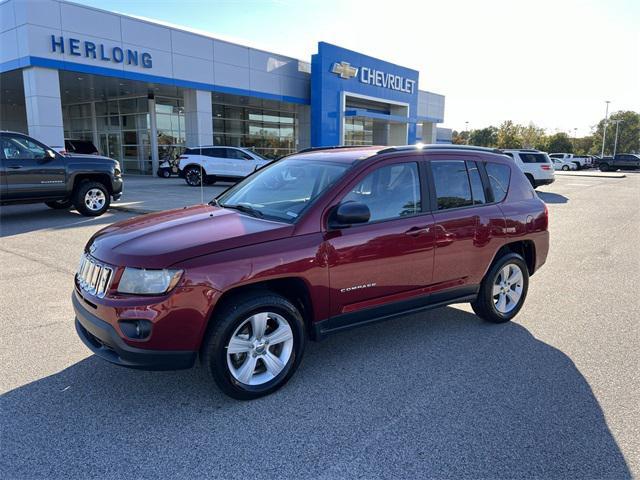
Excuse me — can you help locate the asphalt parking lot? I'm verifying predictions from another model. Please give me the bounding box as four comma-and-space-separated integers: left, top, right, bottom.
1, 173, 638, 479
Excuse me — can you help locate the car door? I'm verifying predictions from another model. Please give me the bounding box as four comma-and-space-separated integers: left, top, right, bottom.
0, 144, 7, 200
325, 158, 436, 318
0, 133, 66, 199
202, 147, 231, 176
225, 148, 254, 177
428, 156, 505, 299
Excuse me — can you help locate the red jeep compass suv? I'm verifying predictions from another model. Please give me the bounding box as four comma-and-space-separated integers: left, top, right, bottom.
73, 145, 549, 399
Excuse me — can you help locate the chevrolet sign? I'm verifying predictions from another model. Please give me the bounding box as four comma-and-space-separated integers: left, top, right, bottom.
331, 61, 415, 94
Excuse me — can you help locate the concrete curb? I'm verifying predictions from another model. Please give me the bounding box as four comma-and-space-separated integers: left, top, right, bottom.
555, 171, 626, 178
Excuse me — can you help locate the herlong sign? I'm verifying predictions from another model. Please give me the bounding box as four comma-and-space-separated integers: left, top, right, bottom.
50, 35, 153, 69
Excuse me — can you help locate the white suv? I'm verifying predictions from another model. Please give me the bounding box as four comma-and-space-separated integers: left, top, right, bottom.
502, 149, 555, 188
178, 146, 270, 186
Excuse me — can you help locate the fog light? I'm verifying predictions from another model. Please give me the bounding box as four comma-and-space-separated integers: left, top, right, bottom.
119, 319, 152, 340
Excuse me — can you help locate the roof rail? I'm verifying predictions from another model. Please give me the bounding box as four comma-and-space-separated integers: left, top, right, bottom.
296, 145, 377, 154
377, 144, 504, 155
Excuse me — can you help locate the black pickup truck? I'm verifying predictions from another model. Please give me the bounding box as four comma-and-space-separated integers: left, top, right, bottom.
598, 154, 640, 172
0, 131, 122, 216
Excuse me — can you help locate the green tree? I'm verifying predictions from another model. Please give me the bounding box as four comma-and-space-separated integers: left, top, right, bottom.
547, 132, 573, 153
469, 126, 498, 147
496, 121, 522, 149
573, 136, 594, 156
452, 130, 469, 145
520, 123, 546, 149
591, 110, 640, 155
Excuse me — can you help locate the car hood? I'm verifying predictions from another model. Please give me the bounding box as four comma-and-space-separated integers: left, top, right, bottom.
87, 204, 294, 268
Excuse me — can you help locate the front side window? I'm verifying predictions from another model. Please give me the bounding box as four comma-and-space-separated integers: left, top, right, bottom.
432, 160, 473, 210
218, 159, 349, 223
1, 135, 47, 160
226, 149, 252, 160
485, 162, 511, 202
342, 162, 421, 223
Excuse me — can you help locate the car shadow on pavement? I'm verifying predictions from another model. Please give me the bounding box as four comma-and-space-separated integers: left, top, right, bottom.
0, 204, 131, 238
1, 307, 631, 479
537, 191, 569, 204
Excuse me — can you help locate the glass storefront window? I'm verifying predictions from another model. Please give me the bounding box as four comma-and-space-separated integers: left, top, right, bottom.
212, 92, 298, 159
344, 117, 374, 146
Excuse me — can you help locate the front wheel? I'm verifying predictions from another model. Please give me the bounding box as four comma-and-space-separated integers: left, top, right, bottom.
471, 253, 529, 323
45, 199, 72, 209
184, 166, 203, 186
73, 181, 110, 216
599, 163, 610, 172
202, 292, 306, 400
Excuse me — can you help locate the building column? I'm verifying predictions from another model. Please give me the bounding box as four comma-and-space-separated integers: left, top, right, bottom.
22, 67, 64, 147
183, 89, 213, 147
148, 95, 159, 173
422, 122, 437, 144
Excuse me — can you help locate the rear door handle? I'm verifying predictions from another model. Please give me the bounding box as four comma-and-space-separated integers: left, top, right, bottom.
405, 226, 431, 236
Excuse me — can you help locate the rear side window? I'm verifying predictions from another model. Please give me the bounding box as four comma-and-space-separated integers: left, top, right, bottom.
225, 148, 252, 160
431, 160, 473, 210
520, 153, 549, 163
202, 148, 225, 158
485, 163, 511, 202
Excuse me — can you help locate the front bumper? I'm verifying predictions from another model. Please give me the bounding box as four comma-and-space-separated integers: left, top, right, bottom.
73, 292, 196, 370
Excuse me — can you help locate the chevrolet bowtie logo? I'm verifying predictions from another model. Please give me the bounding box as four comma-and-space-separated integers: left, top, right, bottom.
331, 61, 358, 79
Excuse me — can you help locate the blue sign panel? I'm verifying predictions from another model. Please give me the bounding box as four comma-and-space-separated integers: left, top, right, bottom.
311, 42, 419, 147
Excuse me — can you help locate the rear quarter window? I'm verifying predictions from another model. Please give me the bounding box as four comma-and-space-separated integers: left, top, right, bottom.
485, 162, 511, 202
519, 153, 550, 163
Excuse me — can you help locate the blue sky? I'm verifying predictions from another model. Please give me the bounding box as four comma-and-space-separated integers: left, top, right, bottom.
73, 0, 639, 135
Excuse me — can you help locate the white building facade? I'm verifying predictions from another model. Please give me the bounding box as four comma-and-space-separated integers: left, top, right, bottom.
0, 0, 447, 174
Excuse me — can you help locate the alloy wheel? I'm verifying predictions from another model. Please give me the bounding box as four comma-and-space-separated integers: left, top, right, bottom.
492, 263, 524, 314
226, 312, 294, 386
186, 168, 201, 186
84, 188, 106, 212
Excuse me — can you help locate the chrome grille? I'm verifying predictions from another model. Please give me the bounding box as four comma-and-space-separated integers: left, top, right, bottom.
76, 254, 113, 298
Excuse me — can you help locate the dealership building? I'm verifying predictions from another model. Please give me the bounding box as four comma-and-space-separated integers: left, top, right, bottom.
0, 0, 449, 174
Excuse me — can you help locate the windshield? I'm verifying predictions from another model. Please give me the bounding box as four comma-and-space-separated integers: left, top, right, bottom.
216, 158, 350, 223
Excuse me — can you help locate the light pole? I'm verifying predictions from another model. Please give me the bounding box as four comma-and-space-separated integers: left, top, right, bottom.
600, 100, 611, 158
573, 128, 578, 152
465, 121, 469, 145
612, 120, 622, 157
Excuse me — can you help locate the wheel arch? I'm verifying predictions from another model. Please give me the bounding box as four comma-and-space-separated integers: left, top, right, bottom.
72, 173, 113, 194
183, 163, 208, 175
489, 240, 536, 277
198, 276, 316, 357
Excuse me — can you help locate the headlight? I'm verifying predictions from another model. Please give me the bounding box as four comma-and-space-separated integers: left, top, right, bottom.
117, 267, 183, 295
114, 161, 122, 176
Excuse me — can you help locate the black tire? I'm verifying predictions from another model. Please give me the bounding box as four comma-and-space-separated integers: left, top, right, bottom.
72, 181, 110, 217
157, 169, 171, 178
202, 291, 306, 400
599, 163, 609, 172
184, 166, 204, 186
525, 174, 536, 188
45, 199, 72, 209
562, 165, 569, 171
471, 252, 529, 323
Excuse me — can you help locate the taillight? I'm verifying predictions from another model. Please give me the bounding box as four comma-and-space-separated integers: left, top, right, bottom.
541, 164, 551, 170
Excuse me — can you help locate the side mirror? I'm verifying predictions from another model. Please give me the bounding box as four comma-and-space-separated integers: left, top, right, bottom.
46, 149, 57, 159
329, 201, 370, 229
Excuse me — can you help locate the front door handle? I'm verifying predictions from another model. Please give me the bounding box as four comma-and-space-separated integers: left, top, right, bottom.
8, 165, 22, 170
405, 226, 431, 236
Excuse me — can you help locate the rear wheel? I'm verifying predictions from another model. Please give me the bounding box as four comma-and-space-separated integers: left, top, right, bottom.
73, 181, 110, 217
45, 199, 72, 209
184, 166, 203, 186
471, 253, 529, 323
202, 292, 306, 400
562, 165, 569, 171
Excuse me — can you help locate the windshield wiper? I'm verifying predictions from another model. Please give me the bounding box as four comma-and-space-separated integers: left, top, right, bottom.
221, 203, 264, 218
